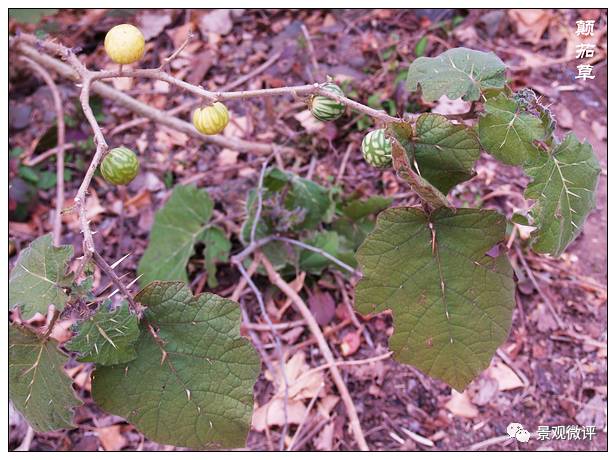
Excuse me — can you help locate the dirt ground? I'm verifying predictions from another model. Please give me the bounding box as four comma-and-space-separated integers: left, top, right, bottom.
8, 9, 607, 451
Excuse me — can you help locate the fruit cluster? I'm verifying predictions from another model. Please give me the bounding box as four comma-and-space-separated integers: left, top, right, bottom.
99, 25, 393, 186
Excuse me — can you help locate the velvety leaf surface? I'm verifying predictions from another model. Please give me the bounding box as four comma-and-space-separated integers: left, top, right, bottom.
9, 234, 73, 319
412, 114, 480, 193
66, 302, 139, 365
9, 324, 80, 431
355, 207, 515, 391
523, 133, 601, 256
92, 282, 261, 449
407, 47, 506, 102
138, 185, 214, 286
478, 94, 547, 165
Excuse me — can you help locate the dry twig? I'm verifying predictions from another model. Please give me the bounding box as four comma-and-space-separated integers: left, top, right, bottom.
260, 255, 369, 451
19, 56, 66, 246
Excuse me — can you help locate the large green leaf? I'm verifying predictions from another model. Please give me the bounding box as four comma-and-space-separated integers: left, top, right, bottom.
9, 234, 74, 319
66, 302, 139, 365
9, 324, 81, 432
138, 185, 214, 286
92, 282, 260, 449
523, 133, 601, 256
478, 93, 547, 165
412, 114, 480, 193
355, 207, 515, 391
407, 47, 507, 102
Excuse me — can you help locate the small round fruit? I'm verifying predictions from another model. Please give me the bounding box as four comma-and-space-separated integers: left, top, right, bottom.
104, 24, 145, 65
310, 83, 345, 121
100, 147, 140, 185
192, 102, 230, 135
361, 129, 392, 168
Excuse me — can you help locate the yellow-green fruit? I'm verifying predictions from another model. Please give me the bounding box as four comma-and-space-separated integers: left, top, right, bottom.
104, 24, 145, 65
192, 102, 230, 135
100, 147, 140, 185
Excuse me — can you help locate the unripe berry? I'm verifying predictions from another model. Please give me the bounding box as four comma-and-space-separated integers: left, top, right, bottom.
192, 102, 230, 135
100, 147, 140, 185
104, 24, 145, 65
309, 83, 345, 121
361, 129, 392, 168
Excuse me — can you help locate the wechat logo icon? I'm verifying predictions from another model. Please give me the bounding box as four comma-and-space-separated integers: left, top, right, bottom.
507, 422, 531, 443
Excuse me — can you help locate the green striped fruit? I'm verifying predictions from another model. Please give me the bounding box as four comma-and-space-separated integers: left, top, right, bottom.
100, 147, 140, 185
193, 102, 230, 135
361, 129, 392, 168
310, 83, 345, 121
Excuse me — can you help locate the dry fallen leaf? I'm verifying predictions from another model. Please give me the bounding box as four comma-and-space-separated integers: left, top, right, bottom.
575, 394, 606, 430
314, 421, 335, 451
472, 376, 499, 405
96, 425, 126, 451
508, 9, 553, 44
199, 9, 234, 36
340, 330, 361, 357
487, 361, 525, 391
445, 390, 479, 418
432, 95, 471, 116
223, 115, 250, 138
316, 395, 340, 418
218, 148, 239, 166
251, 398, 306, 431
138, 11, 172, 41
294, 109, 325, 134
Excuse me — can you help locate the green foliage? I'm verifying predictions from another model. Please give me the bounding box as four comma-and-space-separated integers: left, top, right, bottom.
9, 234, 74, 319
523, 133, 601, 256
241, 167, 335, 242
9, 324, 80, 431
241, 168, 388, 275
66, 302, 140, 366
92, 282, 261, 449
355, 207, 515, 391
7, 43, 604, 446
415, 36, 428, 57
9, 9, 58, 24
138, 185, 230, 288
407, 114, 480, 194
407, 47, 507, 102
202, 227, 232, 288
478, 93, 548, 165
388, 130, 452, 209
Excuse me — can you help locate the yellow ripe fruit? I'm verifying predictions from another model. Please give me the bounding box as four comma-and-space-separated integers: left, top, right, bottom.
192, 102, 230, 135
104, 24, 145, 65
